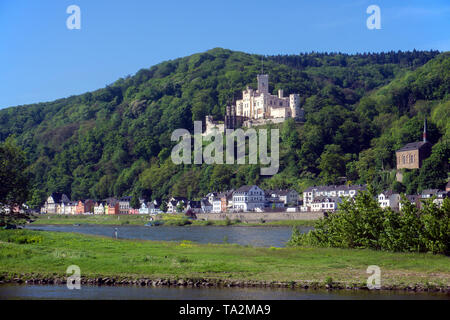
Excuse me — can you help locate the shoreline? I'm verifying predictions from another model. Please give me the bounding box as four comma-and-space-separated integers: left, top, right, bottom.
1, 229, 449, 294
1, 275, 449, 293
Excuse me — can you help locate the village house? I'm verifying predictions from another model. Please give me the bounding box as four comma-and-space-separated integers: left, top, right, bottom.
219, 190, 234, 213
266, 189, 299, 206
139, 200, 149, 214
378, 191, 401, 211
420, 189, 448, 207
105, 198, 119, 215
310, 196, 342, 212
75, 199, 95, 214
301, 184, 366, 212
201, 198, 213, 213
41, 193, 71, 214
118, 196, 132, 215
167, 197, 188, 213
186, 200, 202, 214
399, 195, 421, 211
211, 196, 222, 213
232, 185, 265, 212
93, 202, 106, 215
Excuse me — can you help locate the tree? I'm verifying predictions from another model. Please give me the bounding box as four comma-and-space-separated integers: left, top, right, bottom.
130, 191, 141, 209
160, 201, 167, 213
0, 140, 32, 226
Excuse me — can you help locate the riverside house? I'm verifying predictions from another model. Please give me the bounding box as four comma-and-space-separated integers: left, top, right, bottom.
378, 191, 401, 211
41, 193, 71, 214
301, 184, 366, 212
232, 185, 265, 212
94, 202, 106, 215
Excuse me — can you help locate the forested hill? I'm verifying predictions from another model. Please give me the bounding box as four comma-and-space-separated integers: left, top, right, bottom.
0, 48, 448, 207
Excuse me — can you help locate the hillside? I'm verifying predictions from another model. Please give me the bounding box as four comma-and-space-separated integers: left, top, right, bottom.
0, 48, 448, 207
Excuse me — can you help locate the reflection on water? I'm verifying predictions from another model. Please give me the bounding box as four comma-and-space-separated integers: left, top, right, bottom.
0, 284, 448, 300
26, 225, 311, 247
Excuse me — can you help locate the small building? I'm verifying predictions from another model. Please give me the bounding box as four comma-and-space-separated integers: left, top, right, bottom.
119, 196, 132, 215
399, 195, 420, 211
167, 197, 188, 213
42, 193, 71, 214
396, 119, 432, 170
378, 191, 401, 211
93, 202, 106, 215
201, 199, 213, 213
310, 196, 342, 212
105, 198, 119, 215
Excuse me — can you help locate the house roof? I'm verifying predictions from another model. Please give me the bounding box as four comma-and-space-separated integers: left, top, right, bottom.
380, 190, 396, 198
50, 192, 70, 203
303, 185, 367, 193
396, 141, 431, 152
234, 185, 262, 194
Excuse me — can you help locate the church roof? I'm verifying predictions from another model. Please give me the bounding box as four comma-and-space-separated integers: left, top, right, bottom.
396, 141, 431, 152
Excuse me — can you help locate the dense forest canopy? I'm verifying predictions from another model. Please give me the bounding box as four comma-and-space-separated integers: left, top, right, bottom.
0, 48, 448, 208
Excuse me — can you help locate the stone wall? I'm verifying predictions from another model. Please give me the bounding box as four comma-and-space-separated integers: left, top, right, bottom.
196, 211, 324, 222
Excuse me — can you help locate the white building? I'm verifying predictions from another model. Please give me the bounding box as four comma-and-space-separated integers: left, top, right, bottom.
310, 197, 342, 212
41, 193, 71, 214
301, 185, 366, 212
93, 202, 106, 215
378, 191, 401, 210
232, 185, 265, 212
212, 196, 222, 213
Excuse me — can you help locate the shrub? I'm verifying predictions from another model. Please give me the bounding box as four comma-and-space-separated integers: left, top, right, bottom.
288, 191, 450, 255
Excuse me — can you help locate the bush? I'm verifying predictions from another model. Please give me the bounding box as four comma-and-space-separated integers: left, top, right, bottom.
288, 191, 450, 255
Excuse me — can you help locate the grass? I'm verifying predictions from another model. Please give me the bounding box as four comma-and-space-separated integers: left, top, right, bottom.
0, 229, 449, 288
32, 214, 317, 227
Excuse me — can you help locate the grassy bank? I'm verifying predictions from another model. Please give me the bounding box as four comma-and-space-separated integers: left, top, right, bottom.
0, 229, 449, 290
31, 214, 316, 227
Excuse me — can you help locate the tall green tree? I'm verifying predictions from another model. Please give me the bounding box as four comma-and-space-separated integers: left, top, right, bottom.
0, 140, 32, 226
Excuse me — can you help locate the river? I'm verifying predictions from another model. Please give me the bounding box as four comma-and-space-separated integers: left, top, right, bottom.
0, 284, 448, 300
26, 224, 310, 247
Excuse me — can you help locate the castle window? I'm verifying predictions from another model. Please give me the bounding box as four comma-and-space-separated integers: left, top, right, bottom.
402, 155, 405, 164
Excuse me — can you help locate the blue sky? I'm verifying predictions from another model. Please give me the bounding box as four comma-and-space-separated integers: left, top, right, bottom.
1, 0, 449, 108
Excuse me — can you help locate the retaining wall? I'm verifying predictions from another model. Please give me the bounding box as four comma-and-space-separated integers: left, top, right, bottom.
196, 211, 323, 222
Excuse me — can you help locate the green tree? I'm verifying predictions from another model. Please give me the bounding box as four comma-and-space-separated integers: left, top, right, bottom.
0, 140, 32, 226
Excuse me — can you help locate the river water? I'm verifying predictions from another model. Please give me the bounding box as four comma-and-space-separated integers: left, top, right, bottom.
0, 284, 448, 300
26, 224, 309, 247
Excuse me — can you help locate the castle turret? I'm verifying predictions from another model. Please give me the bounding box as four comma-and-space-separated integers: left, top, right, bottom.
257, 74, 269, 94
289, 94, 300, 118
278, 89, 283, 98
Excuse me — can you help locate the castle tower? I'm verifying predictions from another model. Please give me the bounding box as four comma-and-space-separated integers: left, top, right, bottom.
257, 74, 269, 94
289, 94, 300, 118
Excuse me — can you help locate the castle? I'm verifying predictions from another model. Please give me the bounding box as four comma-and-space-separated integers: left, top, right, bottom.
204, 74, 304, 136
235, 74, 301, 119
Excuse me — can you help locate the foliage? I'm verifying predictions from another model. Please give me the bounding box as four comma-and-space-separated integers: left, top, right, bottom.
0, 140, 32, 226
288, 192, 450, 255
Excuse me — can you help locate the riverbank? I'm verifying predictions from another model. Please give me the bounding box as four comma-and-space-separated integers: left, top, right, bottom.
31, 214, 317, 227
0, 229, 449, 292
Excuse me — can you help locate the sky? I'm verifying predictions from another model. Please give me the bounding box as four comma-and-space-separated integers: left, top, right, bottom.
0, 0, 449, 108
